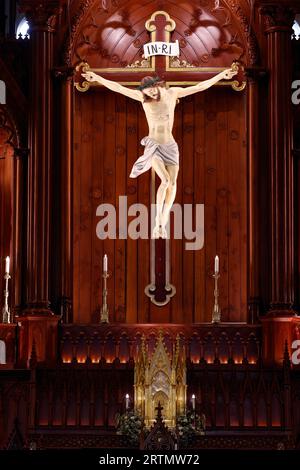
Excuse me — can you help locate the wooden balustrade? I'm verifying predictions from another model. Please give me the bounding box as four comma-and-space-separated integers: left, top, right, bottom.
59, 324, 262, 366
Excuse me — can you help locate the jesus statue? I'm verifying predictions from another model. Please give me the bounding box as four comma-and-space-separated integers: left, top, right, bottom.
82, 65, 238, 238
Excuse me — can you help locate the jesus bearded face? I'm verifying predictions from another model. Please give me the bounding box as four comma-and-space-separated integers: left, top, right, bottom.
138, 76, 166, 102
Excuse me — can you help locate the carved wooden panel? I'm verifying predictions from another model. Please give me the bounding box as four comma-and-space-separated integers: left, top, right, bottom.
59, 324, 261, 365
0, 362, 292, 449
0, 325, 16, 365
73, 87, 247, 323
68, 0, 258, 68
0, 108, 16, 307
188, 367, 287, 430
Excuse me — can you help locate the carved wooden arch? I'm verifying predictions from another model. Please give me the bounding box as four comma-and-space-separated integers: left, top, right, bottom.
0, 106, 20, 156
64, 0, 259, 68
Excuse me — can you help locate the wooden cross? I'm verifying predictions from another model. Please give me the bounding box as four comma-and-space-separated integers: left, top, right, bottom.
75, 10, 245, 306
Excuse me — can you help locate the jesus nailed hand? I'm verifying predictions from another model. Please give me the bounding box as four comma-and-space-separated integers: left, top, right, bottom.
82, 65, 238, 239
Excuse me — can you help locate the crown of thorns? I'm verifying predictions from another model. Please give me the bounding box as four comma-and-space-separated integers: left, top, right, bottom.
137, 76, 162, 90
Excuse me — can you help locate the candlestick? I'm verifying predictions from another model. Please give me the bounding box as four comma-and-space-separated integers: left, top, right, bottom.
103, 254, 108, 273
212, 269, 221, 323
100, 269, 110, 323
125, 393, 129, 410
5, 256, 10, 274
191, 394, 196, 411
2, 266, 11, 324
214, 255, 219, 274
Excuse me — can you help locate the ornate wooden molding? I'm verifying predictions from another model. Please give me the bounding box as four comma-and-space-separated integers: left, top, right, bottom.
63, 0, 98, 66
0, 106, 19, 148
225, 0, 260, 65
19, 0, 61, 32
59, 323, 262, 365
64, 0, 259, 67
260, 4, 295, 32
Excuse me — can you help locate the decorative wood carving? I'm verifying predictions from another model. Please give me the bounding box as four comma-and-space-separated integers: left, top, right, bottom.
66, 0, 258, 69
260, 4, 295, 30
0, 325, 17, 365
225, 0, 260, 65
19, 0, 61, 31
0, 107, 19, 149
0, 352, 296, 449
59, 324, 262, 365
4, 418, 25, 450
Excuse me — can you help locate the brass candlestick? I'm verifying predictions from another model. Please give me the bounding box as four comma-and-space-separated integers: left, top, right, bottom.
100, 271, 110, 323
2, 272, 11, 324
212, 272, 221, 323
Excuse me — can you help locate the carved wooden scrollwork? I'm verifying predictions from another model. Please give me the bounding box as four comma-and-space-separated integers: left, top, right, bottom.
0, 107, 19, 156
64, 0, 260, 68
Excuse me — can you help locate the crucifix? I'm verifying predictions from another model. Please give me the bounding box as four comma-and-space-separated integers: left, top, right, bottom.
77, 11, 243, 306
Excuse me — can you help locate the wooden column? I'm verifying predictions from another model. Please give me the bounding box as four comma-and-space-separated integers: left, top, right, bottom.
54, 66, 74, 323
13, 148, 29, 317
260, 3, 296, 316
20, 0, 61, 315
17, 0, 61, 365
246, 70, 264, 323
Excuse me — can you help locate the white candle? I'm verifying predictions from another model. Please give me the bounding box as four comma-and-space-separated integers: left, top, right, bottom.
214, 255, 219, 274
5, 256, 10, 274
103, 254, 108, 273
191, 394, 196, 410
125, 393, 129, 410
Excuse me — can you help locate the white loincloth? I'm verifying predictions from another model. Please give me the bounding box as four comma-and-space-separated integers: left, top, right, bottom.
129, 136, 179, 178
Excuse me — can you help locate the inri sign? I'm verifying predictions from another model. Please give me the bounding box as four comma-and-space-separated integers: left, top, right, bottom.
143, 40, 180, 58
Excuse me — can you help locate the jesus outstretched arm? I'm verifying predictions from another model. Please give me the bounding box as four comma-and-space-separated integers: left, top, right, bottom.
82, 71, 143, 101
174, 67, 238, 98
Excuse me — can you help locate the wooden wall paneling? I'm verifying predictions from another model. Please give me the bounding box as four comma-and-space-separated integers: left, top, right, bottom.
182, 95, 195, 324
68, 0, 250, 324
216, 91, 229, 322
194, 93, 206, 324
91, 90, 105, 323
204, 90, 217, 323
72, 90, 247, 324
89, 376, 95, 426
171, 99, 183, 324
95, 380, 104, 426
126, 98, 139, 323
72, 93, 82, 322
115, 94, 127, 323
80, 95, 94, 322
239, 93, 248, 322
229, 91, 247, 322
137, 103, 151, 323
228, 92, 242, 322
0, 146, 13, 284
103, 92, 116, 322
247, 74, 265, 322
